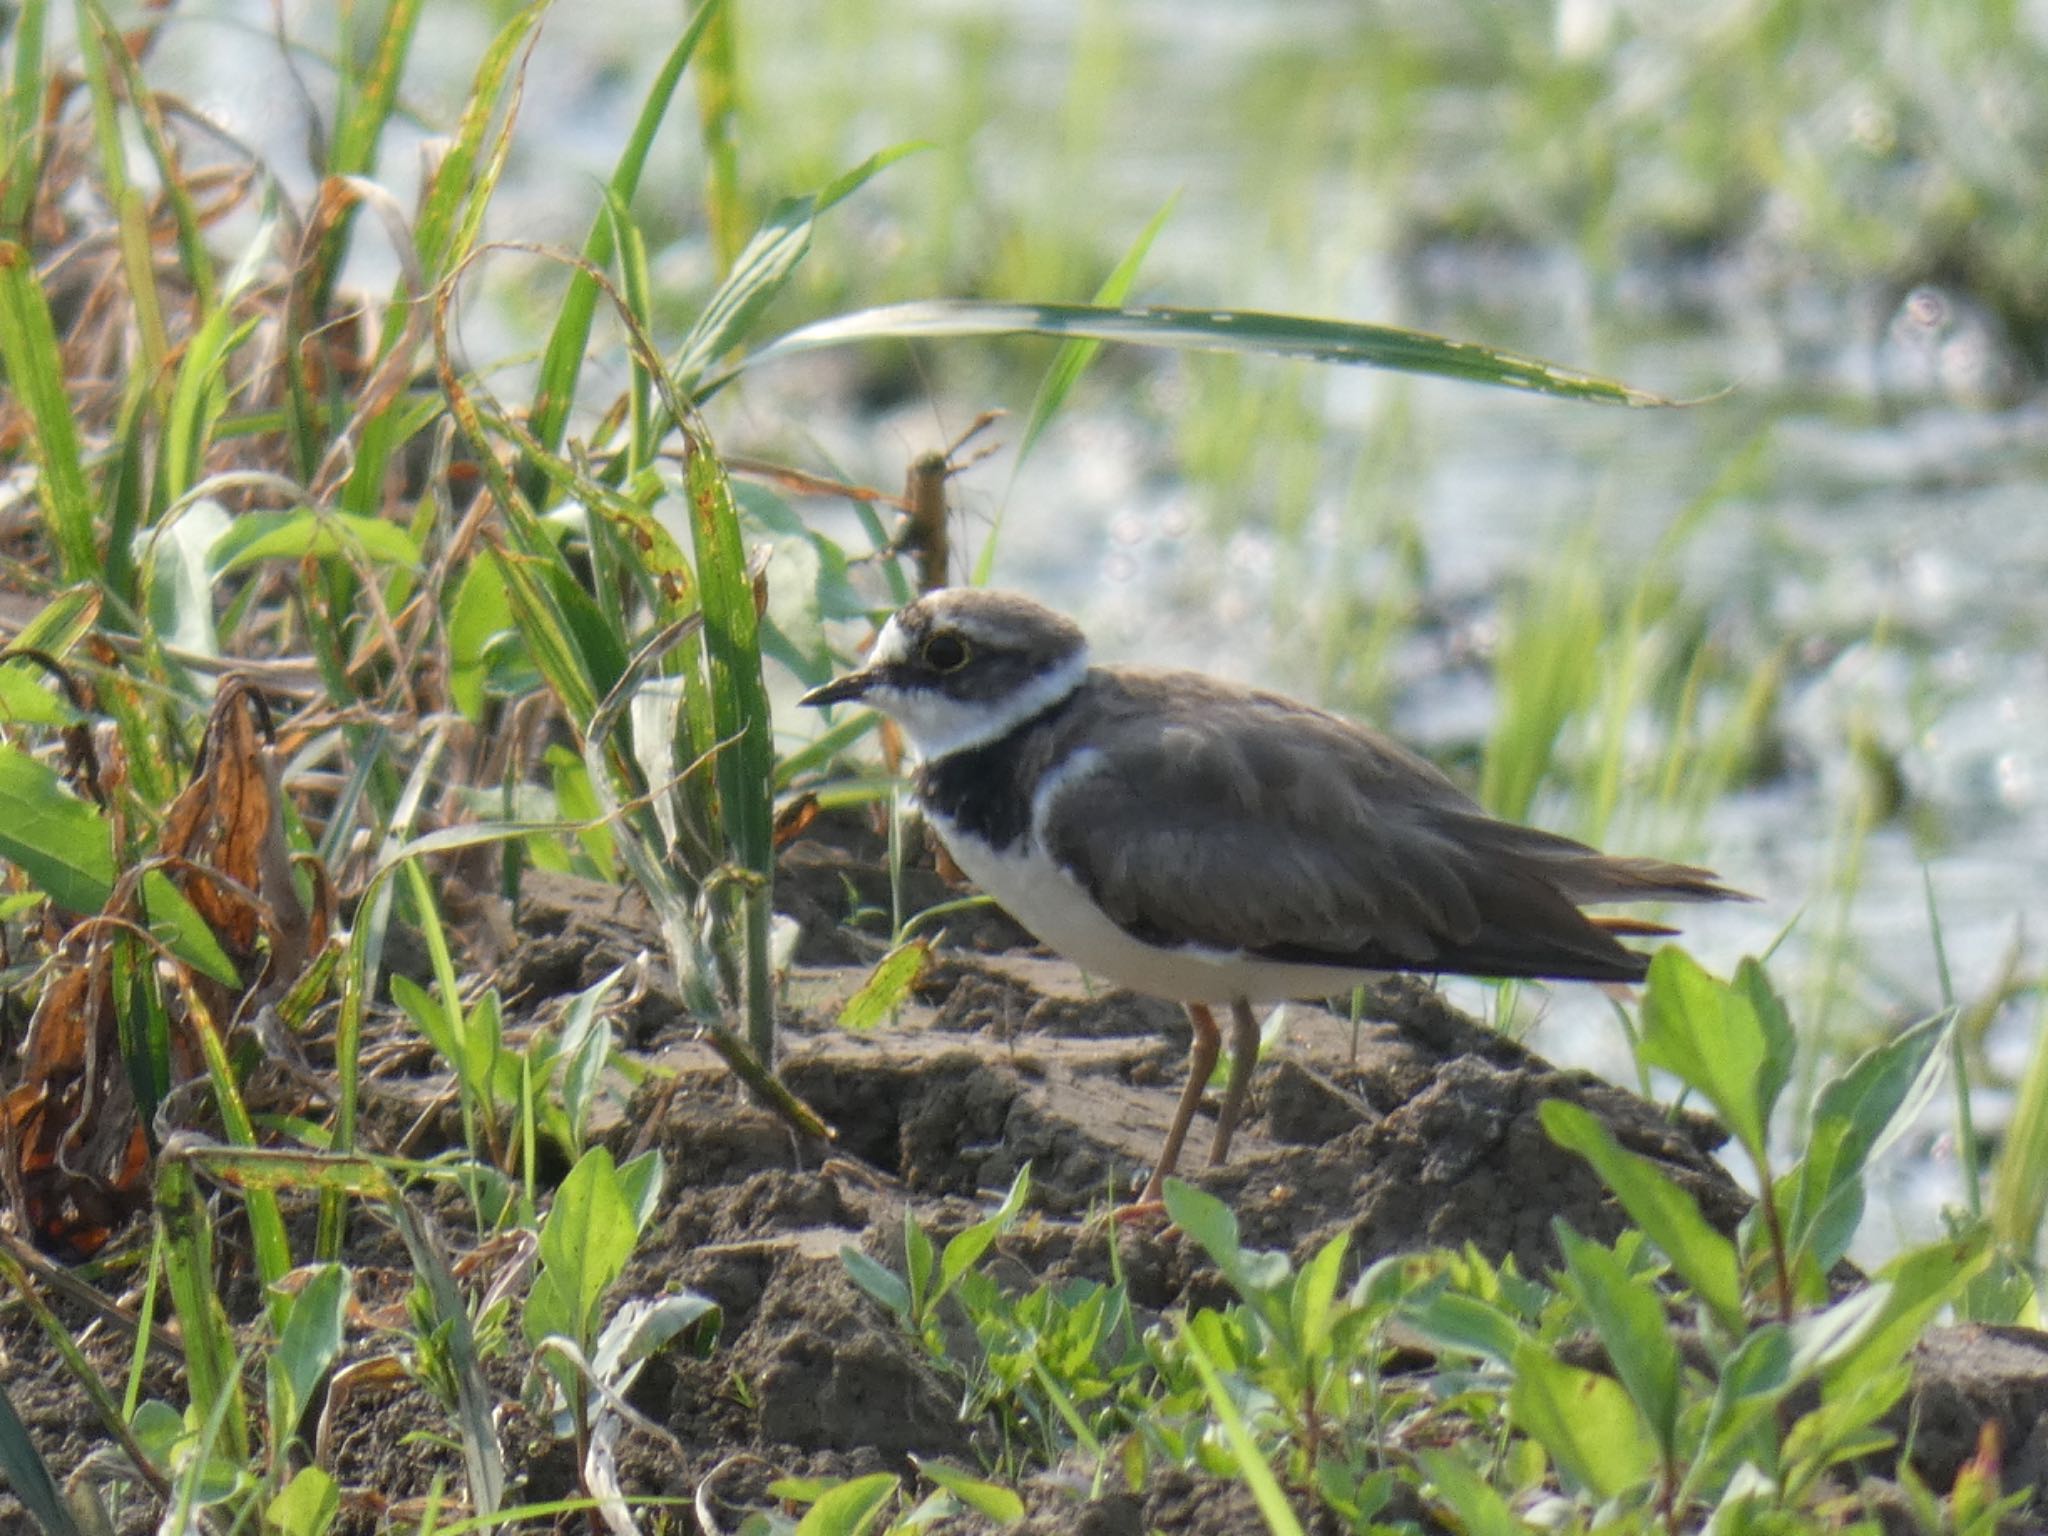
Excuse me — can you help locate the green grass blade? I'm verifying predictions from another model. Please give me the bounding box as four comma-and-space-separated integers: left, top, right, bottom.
310, 0, 424, 316
692, 0, 742, 274
524, 0, 722, 499
0, 242, 97, 580
157, 1156, 250, 1462
1992, 992, 2048, 1255
77, 0, 212, 306
1176, 1316, 1308, 1536
1014, 196, 1176, 471
682, 422, 776, 1061
978, 195, 1177, 584
736, 299, 1672, 405
1, 0, 48, 237
0, 1379, 80, 1536
671, 143, 925, 396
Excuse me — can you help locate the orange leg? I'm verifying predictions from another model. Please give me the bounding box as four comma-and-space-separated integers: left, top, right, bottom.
1208, 997, 1261, 1166
1118, 1002, 1222, 1220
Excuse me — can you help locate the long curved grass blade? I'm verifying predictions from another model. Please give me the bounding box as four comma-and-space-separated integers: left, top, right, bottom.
736, 299, 1671, 406
671, 142, 926, 395
524, 0, 723, 499
979, 195, 1178, 583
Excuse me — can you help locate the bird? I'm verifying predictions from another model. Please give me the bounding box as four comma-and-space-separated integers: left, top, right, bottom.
799, 587, 1748, 1214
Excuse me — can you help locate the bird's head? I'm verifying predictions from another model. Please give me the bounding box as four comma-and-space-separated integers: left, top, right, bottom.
799, 588, 1090, 758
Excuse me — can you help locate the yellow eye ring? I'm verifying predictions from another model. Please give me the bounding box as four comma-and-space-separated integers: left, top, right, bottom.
921, 633, 971, 672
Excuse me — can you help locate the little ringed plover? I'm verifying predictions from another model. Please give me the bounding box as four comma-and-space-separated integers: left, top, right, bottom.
801, 588, 1748, 1212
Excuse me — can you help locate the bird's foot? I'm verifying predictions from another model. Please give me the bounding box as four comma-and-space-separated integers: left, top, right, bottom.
1109, 1195, 1170, 1228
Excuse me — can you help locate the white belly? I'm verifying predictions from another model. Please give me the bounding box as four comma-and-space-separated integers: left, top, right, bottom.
927, 811, 1379, 1005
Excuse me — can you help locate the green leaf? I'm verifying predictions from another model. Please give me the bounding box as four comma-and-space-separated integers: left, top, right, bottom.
672, 143, 925, 394
0, 746, 238, 985
1398, 1289, 1526, 1367
1416, 1448, 1520, 1536
1177, 1317, 1308, 1536
681, 427, 777, 1061
793, 1472, 899, 1536
271, 1264, 350, 1439
1289, 1232, 1349, 1360
1823, 1233, 1991, 1394
913, 1459, 1025, 1525
526, 1147, 635, 1350
1540, 1099, 1744, 1333
1555, 1222, 1682, 1453
0, 1379, 80, 1536
937, 1165, 1031, 1301
738, 299, 1674, 407
208, 509, 421, 576
266, 1466, 340, 1536
840, 1244, 912, 1320
1508, 1339, 1660, 1501
1637, 951, 1794, 1163
1165, 1177, 1291, 1298
525, 0, 724, 491
0, 242, 96, 580
838, 939, 930, 1031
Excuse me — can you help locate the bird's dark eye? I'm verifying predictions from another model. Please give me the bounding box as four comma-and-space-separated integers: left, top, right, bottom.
921, 632, 971, 672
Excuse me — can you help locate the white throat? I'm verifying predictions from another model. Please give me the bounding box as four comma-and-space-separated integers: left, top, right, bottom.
866, 626, 1090, 760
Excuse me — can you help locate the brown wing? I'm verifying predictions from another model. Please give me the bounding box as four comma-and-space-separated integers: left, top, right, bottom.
1040, 671, 1737, 983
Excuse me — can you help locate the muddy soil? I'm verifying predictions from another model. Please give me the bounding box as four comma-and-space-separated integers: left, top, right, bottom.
6, 829, 2047, 1533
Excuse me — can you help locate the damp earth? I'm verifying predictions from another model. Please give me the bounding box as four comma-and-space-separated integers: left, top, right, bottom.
6, 824, 2047, 1533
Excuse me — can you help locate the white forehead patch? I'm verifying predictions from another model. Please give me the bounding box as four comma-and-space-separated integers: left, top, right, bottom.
868, 614, 912, 667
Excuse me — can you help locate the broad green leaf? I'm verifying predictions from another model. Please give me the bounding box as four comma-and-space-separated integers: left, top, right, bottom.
267, 1466, 339, 1536
1508, 1340, 1659, 1501
1416, 1449, 1519, 1536
1540, 1099, 1744, 1333
143, 497, 231, 662
446, 556, 521, 718
841, 1245, 912, 1320
793, 1472, 899, 1536
615, 1149, 665, 1235
1290, 1232, 1350, 1359
739, 299, 1673, 407
1823, 1234, 1990, 1394
913, 1459, 1025, 1525
209, 509, 421, 576
1691, 1325, 1793, 1498
838, 940, 929, 1031
1164, 1178, 1287, 1293
0, 746, 238, 985
1398, 1288, 1525, 1367
272, 1264, 350, 1438
526, 1147, 635, 1349
1556, 1222, 1682, 1452
1637, 951, 1793, 1163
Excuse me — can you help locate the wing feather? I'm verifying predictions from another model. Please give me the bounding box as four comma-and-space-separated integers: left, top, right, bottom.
1038, 670, 1732, 983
